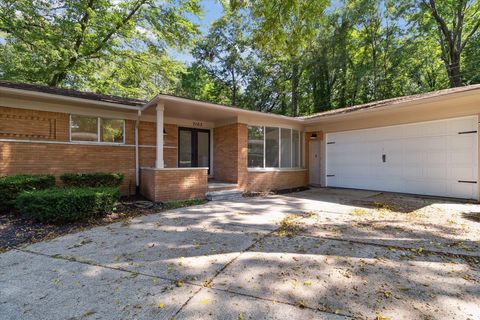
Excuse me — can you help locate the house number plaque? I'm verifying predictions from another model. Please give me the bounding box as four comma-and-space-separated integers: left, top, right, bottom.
193, 121, 203, 127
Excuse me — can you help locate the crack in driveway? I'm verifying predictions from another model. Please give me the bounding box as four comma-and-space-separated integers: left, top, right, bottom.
15, 211, 350, 319
3, 189, 480, 320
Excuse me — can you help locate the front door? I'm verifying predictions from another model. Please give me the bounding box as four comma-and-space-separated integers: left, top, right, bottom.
178, 127, 210, 173
309, 140, 321, 186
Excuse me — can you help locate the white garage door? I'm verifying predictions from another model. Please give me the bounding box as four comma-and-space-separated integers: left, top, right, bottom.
326, 116, 478, 199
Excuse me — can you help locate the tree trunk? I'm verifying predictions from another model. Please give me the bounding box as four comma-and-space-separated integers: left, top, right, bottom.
291, 60, 299, 116
423, 0, 469, 88
447, 53, 463, 87
231, 69, 237, 106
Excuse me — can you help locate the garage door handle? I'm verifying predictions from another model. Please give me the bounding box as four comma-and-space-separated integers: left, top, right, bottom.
382, 154, 386, 162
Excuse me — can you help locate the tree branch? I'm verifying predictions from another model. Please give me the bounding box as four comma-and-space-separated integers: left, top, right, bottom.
423, 0, 453, 47
461, 15, 480, 51
83, 0, 147, 57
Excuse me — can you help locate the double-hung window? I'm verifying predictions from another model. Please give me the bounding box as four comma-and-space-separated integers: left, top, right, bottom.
70, 115, 125, 144
248, 126, 303, 169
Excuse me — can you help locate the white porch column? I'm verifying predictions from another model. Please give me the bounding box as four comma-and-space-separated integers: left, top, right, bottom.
155, 103, 165, 169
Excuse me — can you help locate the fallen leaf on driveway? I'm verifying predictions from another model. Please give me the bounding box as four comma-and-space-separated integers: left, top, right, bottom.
199, 299, 209, 304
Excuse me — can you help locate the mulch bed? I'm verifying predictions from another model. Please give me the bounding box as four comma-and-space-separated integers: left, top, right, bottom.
0, 198, 204, 253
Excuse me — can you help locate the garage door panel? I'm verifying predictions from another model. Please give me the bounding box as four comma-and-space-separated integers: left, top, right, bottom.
448, 117, 478, 133
449, 182, 476, 199
449, 152, 476, 166
426, 152, 447, 165
449, 135, 476, 150
425, 166, 448, 178
326, 116, 478, 199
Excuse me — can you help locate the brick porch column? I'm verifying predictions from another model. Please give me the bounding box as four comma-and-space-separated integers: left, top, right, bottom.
155, 103, 165, 169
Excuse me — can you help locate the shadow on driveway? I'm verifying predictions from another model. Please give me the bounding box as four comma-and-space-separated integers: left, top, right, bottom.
1, 188, 479, 320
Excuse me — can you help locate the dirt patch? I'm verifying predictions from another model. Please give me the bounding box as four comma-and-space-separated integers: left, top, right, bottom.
276, 212, 315, 238
243, 186, 310, 198
462, 212, 480, 223
0, 198, 206, 253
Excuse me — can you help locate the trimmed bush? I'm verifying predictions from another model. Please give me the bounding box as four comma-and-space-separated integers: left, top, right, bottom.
16, 187, 120, 223
0, 174, 56, 212
60, 172, 124, 188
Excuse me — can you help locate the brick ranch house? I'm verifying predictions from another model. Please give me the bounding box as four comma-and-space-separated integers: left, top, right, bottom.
1, 81, 479, 202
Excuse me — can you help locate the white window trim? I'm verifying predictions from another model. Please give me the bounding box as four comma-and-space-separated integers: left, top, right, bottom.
69, 114, 126, 144
248, 125, 304, 170
248, 168, 307, 172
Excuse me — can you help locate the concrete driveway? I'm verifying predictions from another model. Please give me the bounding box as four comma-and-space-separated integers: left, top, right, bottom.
1, 188, 479, 320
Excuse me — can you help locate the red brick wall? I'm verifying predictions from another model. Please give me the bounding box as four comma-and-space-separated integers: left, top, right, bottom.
140, 168, 208, 202
0, 106, 179, 195
214, 122, 308, 192
0, 106, 70, 141
246, 170, 308, 192
0, 141, 136, 194
237, 123, 248, 188
213, 123, 238, 183
213, 123, 248, 185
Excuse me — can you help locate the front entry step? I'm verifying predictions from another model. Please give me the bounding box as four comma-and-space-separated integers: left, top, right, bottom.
206, 189, 243, 201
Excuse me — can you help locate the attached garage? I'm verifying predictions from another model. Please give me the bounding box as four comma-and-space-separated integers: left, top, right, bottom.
325, 116, 478, 199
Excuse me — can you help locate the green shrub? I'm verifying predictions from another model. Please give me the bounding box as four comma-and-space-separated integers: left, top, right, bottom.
16, 187, 120, 223
60, 172, 124, 188
0, 174, 56, 212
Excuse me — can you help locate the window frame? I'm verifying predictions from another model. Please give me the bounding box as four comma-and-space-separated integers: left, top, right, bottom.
69, 114, 126, 145
248, 125, 303, 169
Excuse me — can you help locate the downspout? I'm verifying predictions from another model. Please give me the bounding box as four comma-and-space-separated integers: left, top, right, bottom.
135, 109, 141, 194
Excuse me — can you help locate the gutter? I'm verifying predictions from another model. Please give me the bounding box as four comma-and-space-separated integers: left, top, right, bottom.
0, 87, 143, 111
135, 109, 141, 193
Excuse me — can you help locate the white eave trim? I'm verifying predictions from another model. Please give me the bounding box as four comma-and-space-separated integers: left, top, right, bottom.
301, 86, 480, 124
0, 87, 142, 111
142, 94, 304, 123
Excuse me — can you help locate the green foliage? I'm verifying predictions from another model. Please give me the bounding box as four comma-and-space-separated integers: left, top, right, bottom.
0, 0, 201, 94
191, 12, 252, 105
1, 0, 479, 116
60, 172, 124, 188
0, 175, 55, 212
16, 187, 120, 223
392, 0, 480, 87
177, 63, 232, 105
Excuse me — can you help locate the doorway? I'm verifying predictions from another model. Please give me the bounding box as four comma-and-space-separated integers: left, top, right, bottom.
309, 139, 321, 186
178, 127, 210, 173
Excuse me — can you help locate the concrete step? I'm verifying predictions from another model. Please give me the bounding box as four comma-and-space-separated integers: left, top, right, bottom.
205, 189, 243, 201
208, 182, 238, 192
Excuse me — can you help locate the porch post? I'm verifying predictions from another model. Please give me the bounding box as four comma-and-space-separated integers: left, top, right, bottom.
155, 103, 165, 169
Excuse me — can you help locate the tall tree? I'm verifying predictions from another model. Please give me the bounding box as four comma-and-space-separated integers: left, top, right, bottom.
0, 0, 201, 89
229, 0, 329, 115
398, 0, 480, 87
191, 12, 250, 106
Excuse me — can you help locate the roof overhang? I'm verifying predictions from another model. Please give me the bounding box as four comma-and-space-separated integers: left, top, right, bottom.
142, 94, 303, 127
302, 85, 480, 125
0, 86, 142, 111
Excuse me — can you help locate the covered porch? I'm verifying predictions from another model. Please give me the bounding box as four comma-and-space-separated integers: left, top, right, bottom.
137, 95, 242, 202
136, 94, 304, 202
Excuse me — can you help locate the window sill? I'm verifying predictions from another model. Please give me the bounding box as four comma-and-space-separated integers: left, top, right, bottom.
69, 141, 126, 146
247, 168, 307, 172
141, 167, 209, 171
